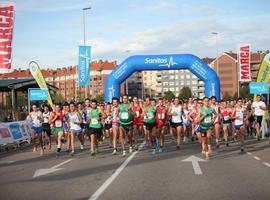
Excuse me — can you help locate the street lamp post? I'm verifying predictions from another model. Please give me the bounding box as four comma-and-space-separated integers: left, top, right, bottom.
83, 7, 91, 99
211, 32, 219, 77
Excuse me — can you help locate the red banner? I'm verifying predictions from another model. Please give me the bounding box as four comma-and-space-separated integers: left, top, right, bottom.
238, 44, 251, 82
0, 2, 15, 74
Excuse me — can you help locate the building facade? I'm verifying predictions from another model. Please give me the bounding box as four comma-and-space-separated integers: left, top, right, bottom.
0, 60, 119, 101
210, 51, 267, 97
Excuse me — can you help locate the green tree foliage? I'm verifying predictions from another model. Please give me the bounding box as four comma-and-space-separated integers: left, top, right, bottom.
179, 86, 193, 99
164, 91, 175, 101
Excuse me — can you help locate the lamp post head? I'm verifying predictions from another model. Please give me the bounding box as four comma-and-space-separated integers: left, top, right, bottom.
211, 32, 218, 35
83, 7, 91, 11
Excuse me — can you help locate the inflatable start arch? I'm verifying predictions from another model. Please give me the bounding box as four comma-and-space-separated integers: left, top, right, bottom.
105, 54, 220, 102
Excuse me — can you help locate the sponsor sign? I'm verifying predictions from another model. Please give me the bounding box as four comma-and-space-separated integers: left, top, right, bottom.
238, 44, 251, 82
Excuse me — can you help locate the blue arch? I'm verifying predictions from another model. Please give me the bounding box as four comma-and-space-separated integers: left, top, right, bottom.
105, 54, 220, 102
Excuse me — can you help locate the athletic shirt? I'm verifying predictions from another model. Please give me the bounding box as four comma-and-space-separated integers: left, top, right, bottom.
105, 111, 112, 124
85, 107, 92, 122
191, 109, 200, 126
89, 109, 102, 128
200, 106, 213, 129
155, 106, 167, 121
52, 112, 64, 128
42, 111, 51, 124
171, 105, 182, 123
212, 104, 220, 123
133, 104, 143, 119
144, 105, 156, 124
111, 106, 120, 124
69, 112, 81, 131
119, 104, 133, 125
31, 112, 42, 127
222, 109, 231, 123
234, 107, 244, 125
79, 110, 87, 124
182, 109, 190, 125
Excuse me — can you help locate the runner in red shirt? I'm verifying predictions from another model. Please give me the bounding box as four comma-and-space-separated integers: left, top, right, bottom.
155, 98, 167, 152
51, 104, 65, 156
132, 96, 143, 151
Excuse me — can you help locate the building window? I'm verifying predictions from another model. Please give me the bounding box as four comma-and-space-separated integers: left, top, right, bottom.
192, 81, 197, 85
180, 75, 184, 79
169, 82, 174, 86
186, 75, 191, 79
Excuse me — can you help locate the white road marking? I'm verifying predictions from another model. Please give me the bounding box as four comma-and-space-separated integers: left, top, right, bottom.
182, 155, 207, 175
246, 152, 252, 155
263, 162, 270, 167
253, 156, 261, 161
89, 141, 146, 200
33, 159, 73, 178
0, 161, 15, 164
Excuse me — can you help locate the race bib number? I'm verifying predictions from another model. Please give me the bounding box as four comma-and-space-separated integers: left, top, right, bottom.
121, 112, 129, 120
158, 113, 165, 119
204, 116, 212, 123
236, 112, 243, 119
136, 111, 140, 117
147, 112, 154, 119
224, 116, 229, 121
92, 118, 98, 125
55, 120, 62, 128
172, 116, 181, 123
33, 119, 40, 124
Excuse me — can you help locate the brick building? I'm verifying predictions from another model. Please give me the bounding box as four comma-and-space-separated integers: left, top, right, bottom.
210, 51, 267, 97
0, 60, 119, 101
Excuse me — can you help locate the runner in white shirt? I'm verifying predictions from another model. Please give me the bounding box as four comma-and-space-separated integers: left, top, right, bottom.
29, 104, 44, 156
68, 102, 83, 156
42, 105, 52, 150
168, 97, 184, 149
252, 95, 267, 141
232, 99, 247, 152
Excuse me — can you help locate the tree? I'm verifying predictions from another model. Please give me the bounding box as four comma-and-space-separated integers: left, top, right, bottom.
96, 93, 104, 102
164, 91, 175, 101
53, 92, 64, 104
179, 86, 192, 99
222, 92, 232, 101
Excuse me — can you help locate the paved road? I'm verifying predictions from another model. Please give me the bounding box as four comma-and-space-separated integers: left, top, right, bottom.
0, 136, 269, 200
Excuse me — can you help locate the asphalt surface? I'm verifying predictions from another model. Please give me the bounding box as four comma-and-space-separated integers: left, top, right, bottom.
0, 135, 270, 200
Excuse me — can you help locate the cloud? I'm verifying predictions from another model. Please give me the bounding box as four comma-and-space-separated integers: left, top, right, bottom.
129, 0, 179, 12
15, 0, 89, 12
193, 6, 222, 14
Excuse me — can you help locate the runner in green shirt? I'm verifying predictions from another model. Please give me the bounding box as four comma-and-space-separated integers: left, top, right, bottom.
119, 95, 134, 157
89, 99, 105, 156
143, 97, 157, 154
198, 97, 217, 159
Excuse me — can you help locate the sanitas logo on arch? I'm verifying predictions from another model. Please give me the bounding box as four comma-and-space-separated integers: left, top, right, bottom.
144, 56, 177, 68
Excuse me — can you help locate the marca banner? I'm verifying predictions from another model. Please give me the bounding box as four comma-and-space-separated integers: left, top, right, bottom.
78, 45, 91, 86
238, 44, 251, 82
29, 61, 53, 106
0, 1, 15, 74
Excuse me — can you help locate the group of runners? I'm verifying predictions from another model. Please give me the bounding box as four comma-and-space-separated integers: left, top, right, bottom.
28, 94, 268, 159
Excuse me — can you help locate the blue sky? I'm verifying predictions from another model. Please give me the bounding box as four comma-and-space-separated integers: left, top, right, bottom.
10, 0, 270, 69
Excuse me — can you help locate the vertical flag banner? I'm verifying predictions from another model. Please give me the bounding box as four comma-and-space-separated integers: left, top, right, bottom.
29, 61, 53, 107
78, 45, 91, 86
253, 53, 270, 100
238, 44, 251, 82
256, 53, 270, 83
0, 1, 15, 74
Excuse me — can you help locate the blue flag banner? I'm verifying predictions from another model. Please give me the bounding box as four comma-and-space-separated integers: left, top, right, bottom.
249, 82, 269, 94
78, 46, 91, 86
